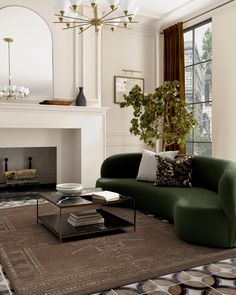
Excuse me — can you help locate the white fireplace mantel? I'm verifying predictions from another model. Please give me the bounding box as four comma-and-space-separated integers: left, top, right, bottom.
0, 103, 108, 187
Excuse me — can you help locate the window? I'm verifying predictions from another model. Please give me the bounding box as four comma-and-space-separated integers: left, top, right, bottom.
184, 20, 212, 156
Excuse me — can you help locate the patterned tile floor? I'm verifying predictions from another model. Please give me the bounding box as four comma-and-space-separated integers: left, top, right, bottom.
1, 196, 236, 295
93, 258, 236, 295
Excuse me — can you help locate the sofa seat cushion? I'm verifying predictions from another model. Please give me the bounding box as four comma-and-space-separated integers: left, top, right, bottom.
96, 178, 221, 220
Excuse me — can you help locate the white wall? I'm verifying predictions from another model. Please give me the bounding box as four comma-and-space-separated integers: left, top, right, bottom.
102, 27, 156, 156
212, 1, 236, 161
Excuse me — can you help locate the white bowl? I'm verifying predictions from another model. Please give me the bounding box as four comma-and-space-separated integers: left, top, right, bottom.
56, 183, 83, 195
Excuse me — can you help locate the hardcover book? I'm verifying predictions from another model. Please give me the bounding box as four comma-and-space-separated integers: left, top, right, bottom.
92, 191, 120, 201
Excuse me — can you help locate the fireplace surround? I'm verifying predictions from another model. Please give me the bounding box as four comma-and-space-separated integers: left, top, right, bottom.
0, 103, 108, 187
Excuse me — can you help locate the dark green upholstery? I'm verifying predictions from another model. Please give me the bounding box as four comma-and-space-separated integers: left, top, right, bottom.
219, 169, 236, 246
96, 153, 236, 247
100, 153, 142, 178
191, 156, 236, 192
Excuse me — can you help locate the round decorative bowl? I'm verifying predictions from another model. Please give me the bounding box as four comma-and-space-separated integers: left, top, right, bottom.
56, 183, 83, 196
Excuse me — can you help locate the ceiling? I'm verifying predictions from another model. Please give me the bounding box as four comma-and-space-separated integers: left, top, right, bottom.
135, 0, 233, 23
136, 0, 193, 18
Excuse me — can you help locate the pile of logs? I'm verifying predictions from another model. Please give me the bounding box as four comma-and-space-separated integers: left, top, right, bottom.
4, 169, 38, 180
3, 157, 39, 187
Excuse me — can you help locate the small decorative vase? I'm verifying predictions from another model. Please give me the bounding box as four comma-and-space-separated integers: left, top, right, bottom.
76, 87, 87, 106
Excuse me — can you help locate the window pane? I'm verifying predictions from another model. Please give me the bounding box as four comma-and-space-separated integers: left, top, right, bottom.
194, 142, 212, 157
186, 130, 193, 141
194, 23, 212, 64
186, 142, 193, 155
186, 104, 194, 141
194, 103, 212, 142
194, 61, 212, 103
184, 30, 193, 66
185, 66, 193, 103
204, 62, 212, 102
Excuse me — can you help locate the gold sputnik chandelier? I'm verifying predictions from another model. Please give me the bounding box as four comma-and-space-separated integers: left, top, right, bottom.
54, 0, 139, 34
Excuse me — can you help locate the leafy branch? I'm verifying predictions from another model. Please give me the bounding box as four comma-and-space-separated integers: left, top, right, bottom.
120, 80, 197, 150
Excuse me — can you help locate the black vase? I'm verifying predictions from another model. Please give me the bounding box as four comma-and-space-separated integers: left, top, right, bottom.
76, 87, 87, 106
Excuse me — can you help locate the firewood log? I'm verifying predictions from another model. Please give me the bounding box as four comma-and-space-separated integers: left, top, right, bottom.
4, 169, 38, 180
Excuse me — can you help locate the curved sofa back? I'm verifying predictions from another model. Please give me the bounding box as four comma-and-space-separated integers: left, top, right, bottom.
101, 153, 142, 178
101, 153, 236, 192
192, 156, 236, 192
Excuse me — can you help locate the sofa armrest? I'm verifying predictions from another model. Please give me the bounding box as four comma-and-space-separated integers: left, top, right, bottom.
100, 153, 142, 178
219, 169, 236, 245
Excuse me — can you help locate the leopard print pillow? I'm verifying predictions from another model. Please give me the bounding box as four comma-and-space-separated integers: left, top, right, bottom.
154, 155, 195, 187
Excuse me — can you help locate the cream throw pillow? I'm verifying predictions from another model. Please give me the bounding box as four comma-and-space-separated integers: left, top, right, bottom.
136, 149, 179, 182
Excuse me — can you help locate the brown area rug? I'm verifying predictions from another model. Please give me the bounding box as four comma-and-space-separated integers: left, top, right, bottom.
0, 205, 236, 295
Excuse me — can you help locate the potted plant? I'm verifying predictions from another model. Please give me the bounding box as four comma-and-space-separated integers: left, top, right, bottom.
120, 80, 196, 151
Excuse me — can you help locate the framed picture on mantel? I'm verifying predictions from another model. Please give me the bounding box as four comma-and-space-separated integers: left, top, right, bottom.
114, 76, 144, 104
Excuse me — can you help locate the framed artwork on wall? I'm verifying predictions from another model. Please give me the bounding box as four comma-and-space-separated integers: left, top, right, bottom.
114, 76, 144, 104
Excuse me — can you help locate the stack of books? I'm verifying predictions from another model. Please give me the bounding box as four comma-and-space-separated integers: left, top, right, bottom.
67, 209, 104, 227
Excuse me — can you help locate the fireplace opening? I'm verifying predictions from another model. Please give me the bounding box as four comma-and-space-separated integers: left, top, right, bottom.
0, 147, 56, 191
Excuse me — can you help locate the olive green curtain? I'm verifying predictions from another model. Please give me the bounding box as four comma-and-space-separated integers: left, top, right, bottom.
163, 22, 185, 152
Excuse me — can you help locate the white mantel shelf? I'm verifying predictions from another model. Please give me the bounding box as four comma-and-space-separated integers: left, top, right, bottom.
0, 103, 108, 187
0, 103, 108, 114
0, 103, 108, 128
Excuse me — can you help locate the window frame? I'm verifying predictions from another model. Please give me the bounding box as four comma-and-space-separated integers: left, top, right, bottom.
184, 18, 212, 156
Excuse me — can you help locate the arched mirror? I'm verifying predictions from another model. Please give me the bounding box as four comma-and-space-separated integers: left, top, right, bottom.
0, 6, 53, 99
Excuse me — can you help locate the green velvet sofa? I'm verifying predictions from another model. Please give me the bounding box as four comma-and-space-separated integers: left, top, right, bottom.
96, 153, 236, 248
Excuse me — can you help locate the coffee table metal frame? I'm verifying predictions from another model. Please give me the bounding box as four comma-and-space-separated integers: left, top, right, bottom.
37, 189, 136, 242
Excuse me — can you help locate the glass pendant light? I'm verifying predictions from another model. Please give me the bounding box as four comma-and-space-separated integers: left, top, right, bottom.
70, 0, 82, 11
128, 5, 139, 21
119, 0, 136, 15
56, 0, 70, 15
87, 0, 99, 6
106, 0, 120, 10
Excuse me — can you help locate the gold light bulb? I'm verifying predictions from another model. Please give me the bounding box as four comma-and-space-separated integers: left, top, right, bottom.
71, 4, 77, 11
3, 38, 13, 43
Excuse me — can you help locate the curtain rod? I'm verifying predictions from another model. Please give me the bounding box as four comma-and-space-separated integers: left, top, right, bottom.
160, 0, 235, 34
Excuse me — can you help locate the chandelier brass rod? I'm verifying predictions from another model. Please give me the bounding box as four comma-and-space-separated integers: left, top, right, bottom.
55, 14, 88, 22
54, 21, 89, 24
8, 42, 11, 89
71, 8, 91, 20
104, 14, 134, 21
115, 26, 131, 29
78, 24, 93, 34
63, 24, 89, 30
104, 21, 139, 24
93, 4, 98, 19
102, 23, 132, 29
4, 39, 12, 91
99, 6, 118, 21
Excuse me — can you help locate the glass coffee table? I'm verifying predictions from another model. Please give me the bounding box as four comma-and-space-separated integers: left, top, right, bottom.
37, 188, 136, 242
